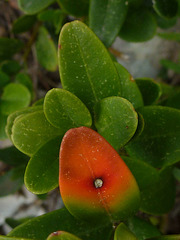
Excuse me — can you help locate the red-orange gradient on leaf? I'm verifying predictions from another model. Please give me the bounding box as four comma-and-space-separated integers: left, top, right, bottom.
59, 127, 140, 223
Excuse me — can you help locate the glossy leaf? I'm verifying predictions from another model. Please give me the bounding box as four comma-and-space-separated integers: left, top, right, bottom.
153, 0, 178, 19
11, 110, 62, 156
0, 83, 31, 115
94, 97, 138, 150
8, 208, 113, 240
12, 15, 36, 34
59, 127, 140, 223
0, 146, 28, 166
18, 0, 55, 14
155, 14, 177, 29
6, 217, 33, 229
0, 70, 10, 88
89, 0, 128, 47
35, 27, 57, 71
25, 137, 62, 194
15, 73, 34, 99
173, 167, 180, 181
0, 165, 25, 197
135, 78, 161, 105
114, 62, 143, 109
0, 236, 32, 240
57, 0, 89, 17
126, 106, 180, 168
122, 156, 159, 190
147, 235, 180, 240
44, 88, 92, 130
127, 216, 161, 240
1, 60, 21, 76
0, 38, 23, 62
47, 231, 82, 240
119, 8, 157, 42
58, 20, 121, 113
0, 113, 7, 139
114, 223, 137, 240
157, 32, 180, 41
164, 91, 180, 109
122, 156, 175, 214
6, 105, 42, 141
140, 167, 175, 214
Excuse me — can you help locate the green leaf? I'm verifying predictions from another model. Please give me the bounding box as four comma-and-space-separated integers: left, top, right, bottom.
0, 113, 8, 140
153, 0, 178, 19
1, 60, 21, 76
6, 217, 33, 229
32, 98, 44, 106
0, 83, 31, 115
8, 208, 113, 240
119, 8, 157, 42
114, 62, 143, 109
0, 236, 32, 240
140, 167, 175, 215
127, 216, 161, 240
173, 167, 180, 181
35, 27, 58, 71
12, 15, 36, 34
18, 0, 55, 15
95, 97, 138, 150
59, 21, 121, 113
0, 38, 23, 62
164, 91, 180, 109
57, 0, 89, 17
122, 157, 175, 214
6, 105, 43, 141
157, 32, 180, 41
114, 223, 137, 240
25, 137, 62, 194
47, 231, 82, 240
135, 78, 161, 105
147, 235, 180, 240
0, 146, 28, 166
122, 156, 159, 190
89, 0, 128, 47
11, 110, 63, 156
126, 106, 180, 168
160, 59, 180, 73
130, 112, 144, 141
44, 88, 92, 130
155, 14, 177, 29
15, 73, 34, 99
0, 70, 10, 88
0, 165, 25, 197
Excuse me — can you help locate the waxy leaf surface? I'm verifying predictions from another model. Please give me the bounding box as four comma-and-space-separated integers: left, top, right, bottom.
8, 208, 113, 240
47, 231, 82, 240
57, 0, 89, 17
58, 21, 121, 113
127, 216, 161, 240
44, 88, 92, 130
126, 106, 180, 168
1, 83, 31, 115
59, 127, 140, 223
114, 62, 143, 109
153, 0, 178, 19
119, 8, 157, 42
89, 0, 128, 47
95, 97, 138, 150
114, 223, 137, 240
0, 236, 32, 240
135, 78, 161, 105
18, 0, 55, 14
35, 27, 57, 71
25, 137, 62, 194
12, 110, 62, 156
6, 105, 42, 141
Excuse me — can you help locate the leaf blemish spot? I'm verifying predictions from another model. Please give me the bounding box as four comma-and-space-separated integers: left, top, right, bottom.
94, 178, 103, 189
58, 44, 61, 49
